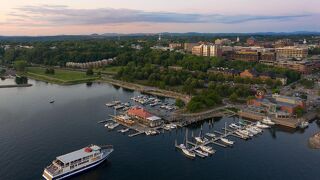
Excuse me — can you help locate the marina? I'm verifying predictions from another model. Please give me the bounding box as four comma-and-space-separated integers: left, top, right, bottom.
1, 80, 320, 180
175, 120, 269, 159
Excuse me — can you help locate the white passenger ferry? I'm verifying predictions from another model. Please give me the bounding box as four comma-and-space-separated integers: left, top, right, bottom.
42, 144, 113, 180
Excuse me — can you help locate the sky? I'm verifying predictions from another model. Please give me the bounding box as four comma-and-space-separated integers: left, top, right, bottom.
0, 0, 319, 36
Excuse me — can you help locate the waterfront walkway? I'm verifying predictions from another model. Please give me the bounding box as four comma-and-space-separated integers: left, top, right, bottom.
172, 106, 237, 126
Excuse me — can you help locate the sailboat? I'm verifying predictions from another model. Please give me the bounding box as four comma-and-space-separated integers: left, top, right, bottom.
221, 122, 234, 146
181, 129, 195, 159
194, 125, 206, 144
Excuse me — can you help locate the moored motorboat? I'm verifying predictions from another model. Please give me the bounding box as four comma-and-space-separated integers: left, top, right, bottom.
194, 149, 208, 157
118, 128, 129, 133
246, 127, 258, 135
194, 137, 205, 144
235, 131, 249, 139
262, 117, 275, 125
229, 123, 241, 129
205, 133, 216, 138
299, 121, 309, 129
256, 122, 270, 129
238, 129, 251, 136
199, 145, 215, 155
221, 137, 234, 146
107, 123, 119, 130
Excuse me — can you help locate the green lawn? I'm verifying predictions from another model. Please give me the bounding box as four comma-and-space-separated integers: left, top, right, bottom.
26, 67, 99, 84
95, 66, 123, 75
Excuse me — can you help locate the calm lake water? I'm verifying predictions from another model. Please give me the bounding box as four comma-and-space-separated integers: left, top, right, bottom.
0, 79, 319, 180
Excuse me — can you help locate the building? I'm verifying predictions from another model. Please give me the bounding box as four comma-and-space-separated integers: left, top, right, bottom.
127, 107, 162, 127
240, 69, 259, 78
184, 43, 198, 52
272, 94, 306, 108
276, 46, 308, 60
169, 43, 182, 49
192, 45, 203, 56
247, 37, 257, 46
260, 52, 276, 61
229, 51, 259, 62
192, 44, 222, 57
248, 94, 306, 115
275, 39, 294, 48
66, 58, 115, 69
274, 60, 319, 74
215, 38, 232, 45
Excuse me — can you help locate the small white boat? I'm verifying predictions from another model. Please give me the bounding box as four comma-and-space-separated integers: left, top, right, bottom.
194, 137, 205, 144
262, 117, 275, 125
229, 123, 241, 129
105, 103, 115, 107
199, 145, 215, 155
246, 127, 258, 135
104, 122, 113, 127
124, 102, 130, 107
205, 133, 216, 138
150, 130, 158, 135
235, 131, 249, 139
114, 105, 124, 110
114, 101, 121, 104
181, 148, 196, 159
194, 149, 208, 157
163, 125, 171, 131
256, 122, 270, 129
118, 128, 129, 133
237, 129, 251, 137
108, 123, 119, 130
299, 121, 309, 129
170, 124, 177, 129
221, 137, 234, 146
145, 130, 151, 135
251, 126, 263, 133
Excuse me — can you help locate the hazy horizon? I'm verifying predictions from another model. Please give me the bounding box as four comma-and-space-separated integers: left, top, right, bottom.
1, 0, 319, 36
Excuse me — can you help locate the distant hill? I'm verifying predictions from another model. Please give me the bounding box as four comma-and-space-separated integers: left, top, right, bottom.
0, 31, 319, 42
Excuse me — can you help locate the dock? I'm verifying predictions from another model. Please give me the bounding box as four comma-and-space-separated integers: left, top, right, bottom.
175, 121, 260, 159
172, 106, 236, 126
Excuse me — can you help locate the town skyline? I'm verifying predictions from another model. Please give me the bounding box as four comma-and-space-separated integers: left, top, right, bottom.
1, 0, 320, 36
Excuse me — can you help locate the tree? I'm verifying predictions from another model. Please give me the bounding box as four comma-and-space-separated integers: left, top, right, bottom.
229, 92, 239, 102
175, 99, 185, 108
15, 76, 28, 84
45, 68, 55, 74
295, 107, 305, 118
86, 68, 94, 76
0, 68, 6, 76
14, 60, 27, 72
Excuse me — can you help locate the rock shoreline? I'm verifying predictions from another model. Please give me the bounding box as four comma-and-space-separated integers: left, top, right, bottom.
309, 132, 320, 149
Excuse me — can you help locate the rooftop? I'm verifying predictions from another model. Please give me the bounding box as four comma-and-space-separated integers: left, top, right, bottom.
128, 107, 152, 119
56, 145, 100, 164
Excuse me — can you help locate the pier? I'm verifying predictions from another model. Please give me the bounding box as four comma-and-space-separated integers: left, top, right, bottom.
172, 106, 237, 126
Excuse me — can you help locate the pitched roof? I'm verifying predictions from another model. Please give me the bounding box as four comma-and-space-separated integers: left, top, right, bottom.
128, 107, 152, 119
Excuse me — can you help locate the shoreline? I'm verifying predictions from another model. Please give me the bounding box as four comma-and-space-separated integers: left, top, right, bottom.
99, 76, 191, 103
25, 72, 99, 85
0, 84, 33, 88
